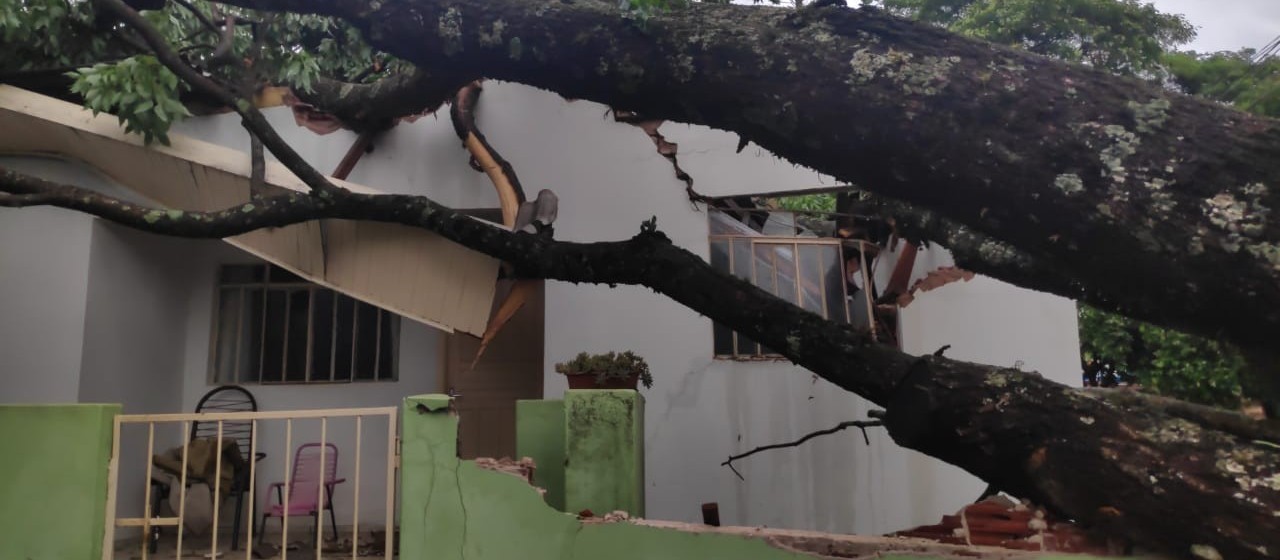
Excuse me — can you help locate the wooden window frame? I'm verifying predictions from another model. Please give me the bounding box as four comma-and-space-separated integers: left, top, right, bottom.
709, 235, 851, 360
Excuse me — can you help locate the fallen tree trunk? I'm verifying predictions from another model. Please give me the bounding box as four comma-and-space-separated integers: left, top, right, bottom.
4, 168, 1280, 559
11, 1, 1280, 557
220, 0, 1280, 364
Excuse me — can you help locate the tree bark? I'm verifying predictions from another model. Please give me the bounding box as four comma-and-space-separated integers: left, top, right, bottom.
5, 167, 1280, 559
215, 0, 1280, 361
11, 1, 1280, 557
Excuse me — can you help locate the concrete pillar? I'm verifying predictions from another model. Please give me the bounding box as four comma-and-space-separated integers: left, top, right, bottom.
563, 390, 645, 517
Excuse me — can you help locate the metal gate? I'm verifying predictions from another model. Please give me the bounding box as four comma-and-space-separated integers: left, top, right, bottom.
103, 407, 398, 559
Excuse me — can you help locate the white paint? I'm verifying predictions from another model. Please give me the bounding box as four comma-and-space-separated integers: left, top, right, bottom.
0, 157, 97, 403
2, 80, 1081, 538
78, 221, 193, 522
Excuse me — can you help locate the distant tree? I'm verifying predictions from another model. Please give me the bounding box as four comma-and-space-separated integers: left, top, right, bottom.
1165, 48, 1280, 116
880, 0, 1193, 75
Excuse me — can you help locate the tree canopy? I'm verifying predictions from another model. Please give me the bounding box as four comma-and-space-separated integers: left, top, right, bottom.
882, 0, 1193, 75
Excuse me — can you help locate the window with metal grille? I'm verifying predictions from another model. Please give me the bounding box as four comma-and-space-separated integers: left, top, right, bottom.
210, 264, 399, 384
708, 236, 849, 358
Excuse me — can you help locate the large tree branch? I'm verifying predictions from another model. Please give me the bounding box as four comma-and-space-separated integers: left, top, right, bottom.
296, 69, 456, 132
209, 0, 1280, 358
4, 164, 1280, 559
858, 192, 1092, 303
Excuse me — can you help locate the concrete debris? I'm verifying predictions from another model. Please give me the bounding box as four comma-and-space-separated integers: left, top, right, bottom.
602, 510, 630, 522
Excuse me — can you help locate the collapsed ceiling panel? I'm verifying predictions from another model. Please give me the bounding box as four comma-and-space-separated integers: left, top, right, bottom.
0, 85, 499, 336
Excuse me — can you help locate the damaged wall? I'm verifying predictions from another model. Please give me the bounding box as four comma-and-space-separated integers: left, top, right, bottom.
401, 394, 1104, 560
164, 81, 1081, 535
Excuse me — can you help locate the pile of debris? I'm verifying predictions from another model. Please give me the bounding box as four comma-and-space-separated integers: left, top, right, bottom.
891, 497, 1123, 555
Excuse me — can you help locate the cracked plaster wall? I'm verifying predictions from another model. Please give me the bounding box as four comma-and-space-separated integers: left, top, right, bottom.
167, 81, 1081, 536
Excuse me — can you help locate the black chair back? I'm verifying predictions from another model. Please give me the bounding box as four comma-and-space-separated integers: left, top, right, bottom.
191, 385, 257, 459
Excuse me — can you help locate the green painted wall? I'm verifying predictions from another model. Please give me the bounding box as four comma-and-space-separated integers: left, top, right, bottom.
0, 403, 119, 560
564, 390, 645, 517
400, 394, 1106, 560
515, 399, 566, 510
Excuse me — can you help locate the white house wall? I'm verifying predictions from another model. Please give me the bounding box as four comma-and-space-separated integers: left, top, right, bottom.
160, 81, 1079, 536
78, 221, 193, 523
0, 157, 100, 403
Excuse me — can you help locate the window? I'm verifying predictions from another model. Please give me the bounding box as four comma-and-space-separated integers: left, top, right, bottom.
210, 264, 399, 384
709, 235, 849, 358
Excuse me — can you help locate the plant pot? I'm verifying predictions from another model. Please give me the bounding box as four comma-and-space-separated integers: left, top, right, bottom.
565, 372, 639, 390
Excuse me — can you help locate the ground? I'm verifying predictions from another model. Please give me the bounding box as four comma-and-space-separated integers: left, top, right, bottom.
114, 530, 395, 559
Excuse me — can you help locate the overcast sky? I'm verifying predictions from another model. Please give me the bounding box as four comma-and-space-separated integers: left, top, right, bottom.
1148, 0, 1280, 53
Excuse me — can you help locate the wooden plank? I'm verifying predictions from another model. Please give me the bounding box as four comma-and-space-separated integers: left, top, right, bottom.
116, 518, 181, 527
101, 416, 121, 560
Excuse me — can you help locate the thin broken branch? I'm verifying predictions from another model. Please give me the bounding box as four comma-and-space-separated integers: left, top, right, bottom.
721, 418, 885, 480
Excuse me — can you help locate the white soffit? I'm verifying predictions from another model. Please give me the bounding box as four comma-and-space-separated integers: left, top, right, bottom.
0, 85, 499, 336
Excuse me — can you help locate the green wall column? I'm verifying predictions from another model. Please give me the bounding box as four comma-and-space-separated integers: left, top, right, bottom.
0, 403, 120, 560
563, 390, 644, 517
516, 399, 566, 510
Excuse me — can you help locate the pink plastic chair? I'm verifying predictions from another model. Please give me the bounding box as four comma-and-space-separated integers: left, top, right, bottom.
258, 443, 346, 544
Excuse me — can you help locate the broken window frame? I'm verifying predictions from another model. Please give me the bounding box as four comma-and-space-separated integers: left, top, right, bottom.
709, 234, 851, 360
208, 263, 400, 385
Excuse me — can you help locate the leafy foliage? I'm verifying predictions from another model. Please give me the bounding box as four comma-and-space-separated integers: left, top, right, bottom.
880, 0, 1195, 76
2, 0, 390, 144
555, 351, 654, 389
775, 193, 837, 213
0, 0, 118, 72
67, 56, 191, 145
1079, 305, 1244, 407
1165, 49, 1280, 117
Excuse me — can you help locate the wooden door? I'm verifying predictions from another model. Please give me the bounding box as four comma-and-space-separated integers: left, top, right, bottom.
443, 281, 545, 459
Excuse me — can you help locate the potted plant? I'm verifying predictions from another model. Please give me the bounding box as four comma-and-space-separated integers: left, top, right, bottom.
555, 351, 653, 390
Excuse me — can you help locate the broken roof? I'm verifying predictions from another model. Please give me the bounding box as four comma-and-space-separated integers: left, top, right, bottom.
0, 85, 498, 336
